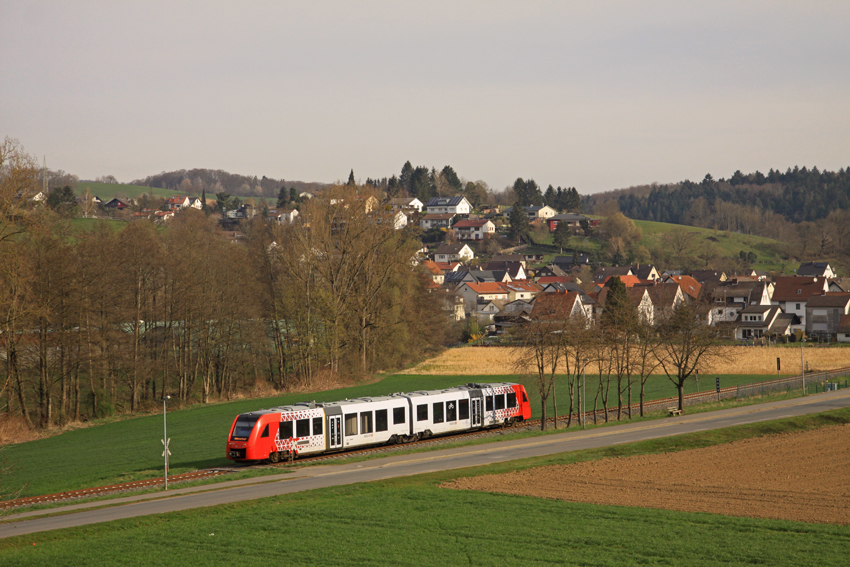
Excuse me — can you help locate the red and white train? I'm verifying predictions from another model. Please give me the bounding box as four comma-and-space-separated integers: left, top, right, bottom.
227, 382, 531, 462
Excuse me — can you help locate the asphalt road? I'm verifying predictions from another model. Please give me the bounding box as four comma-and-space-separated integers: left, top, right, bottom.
2, 390, 849, 539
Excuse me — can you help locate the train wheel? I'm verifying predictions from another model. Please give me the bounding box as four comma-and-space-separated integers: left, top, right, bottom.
268, 451, 280, 464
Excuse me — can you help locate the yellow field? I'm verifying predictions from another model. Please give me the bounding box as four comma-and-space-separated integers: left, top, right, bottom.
407, 345, 850, 376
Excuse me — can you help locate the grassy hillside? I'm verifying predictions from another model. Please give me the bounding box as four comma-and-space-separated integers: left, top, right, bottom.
633, 219, 789, 272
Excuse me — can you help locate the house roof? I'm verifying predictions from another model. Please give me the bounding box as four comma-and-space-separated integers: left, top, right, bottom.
837, 314, 850, 334
463, 282, 510, 295
501, 281, 543, 293
665, 275, 701, 300
806, 292, 850, 308
425, 196, 467, 207
690, 270, 726, 283
422, 260, 443, 276
433, 261, 460, 272
797, 262, 833, 277
492, 254, 524, 263
531, 291, 582, 319
644, 283, 682, 308
537, 276, 573, 284
434, 242, 471, 255
602, 275, 645, 287
595, 286, 649, 309
771, 277, 828, 302
593, 266, 633, 282
550, 213, 588, 221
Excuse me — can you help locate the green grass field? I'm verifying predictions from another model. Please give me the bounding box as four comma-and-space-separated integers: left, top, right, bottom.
2, 408, 849, 566
72, 182, 275, 206
633, 219, 787, 272
0, 372, 804, 499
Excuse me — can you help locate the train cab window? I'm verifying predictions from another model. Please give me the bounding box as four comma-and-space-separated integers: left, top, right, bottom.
393, 407, 406, 425
231, 415, 260, 440
446, 400, 457, 421
279, 421, 293, 439
495, 394, 506, 410
345, 413, 358, 436
417, 404, 428, 421
296, 418, 310, 438
260, 424, 270, 438
507, 392, 517, 408
375, 409, 388, 432
360, 411, 373, 434
459, 399, 470, 420
433, 402, 444, 423
486, 396, 494, 411
313, 417, 323, 435
522, 391, 528, 403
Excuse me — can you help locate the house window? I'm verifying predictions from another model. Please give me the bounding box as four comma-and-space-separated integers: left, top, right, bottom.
796, 303, 801, 310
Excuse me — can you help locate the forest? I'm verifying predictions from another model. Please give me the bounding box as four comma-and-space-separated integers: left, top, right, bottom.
1, 139, 452, 430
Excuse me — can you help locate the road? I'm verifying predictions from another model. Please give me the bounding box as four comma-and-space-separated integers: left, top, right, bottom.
2, 390, 849, 539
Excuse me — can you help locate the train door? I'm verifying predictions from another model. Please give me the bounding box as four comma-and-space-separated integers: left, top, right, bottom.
471, 397, 482, 427
328, 415, 342, 450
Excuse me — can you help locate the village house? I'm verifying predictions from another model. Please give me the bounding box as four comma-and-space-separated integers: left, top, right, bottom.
433, 242, 474, 263
452, 219, 495, 241
389, 197, 423, 213
770, 276, 829, 332
797, 262, 836, 278
420, 213, 455, 230
424, 196, 471, 215
731, 305, 797, 341
546, 213, 589, 232
531, 291, 594, 326
805, 292, 850, 338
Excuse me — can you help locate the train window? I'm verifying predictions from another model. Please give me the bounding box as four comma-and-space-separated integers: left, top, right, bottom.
231, 415, 260, 440
279, 421, 293, 439
459, 399, 469, 420
507, 392, 517, 408
417, 404, 428, 421
296, 419, 310, 437
260, 424, 269, 438
446, 400, 457, 421
345, 413, 358, 436
522, 391, 528, 403
360, 412, 373, 434
393, 407, 406, 425
375, 409, 388, 432
495, 394, 506, 410
313, 417, 323, 435
486, 396, 494, 411
433, 402, 444, 424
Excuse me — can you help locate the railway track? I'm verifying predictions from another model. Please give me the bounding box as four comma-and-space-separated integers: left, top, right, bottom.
0, 469, 233, 511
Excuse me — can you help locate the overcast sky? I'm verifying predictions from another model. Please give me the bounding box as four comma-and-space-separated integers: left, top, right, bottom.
2, 1, 848, 193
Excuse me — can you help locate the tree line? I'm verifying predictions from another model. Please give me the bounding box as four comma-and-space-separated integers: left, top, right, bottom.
514, 277, 721, 431
2, 140, 452, 429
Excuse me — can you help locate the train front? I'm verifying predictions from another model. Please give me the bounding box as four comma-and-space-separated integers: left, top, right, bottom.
226, 411, 275, 461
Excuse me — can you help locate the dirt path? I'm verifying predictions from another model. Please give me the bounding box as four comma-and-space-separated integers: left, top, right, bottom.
443, 424, 850, 525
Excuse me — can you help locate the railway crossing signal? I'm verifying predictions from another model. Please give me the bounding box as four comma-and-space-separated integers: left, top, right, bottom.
162, 438, 171, 458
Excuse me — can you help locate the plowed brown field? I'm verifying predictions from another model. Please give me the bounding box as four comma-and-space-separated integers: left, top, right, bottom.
443, 424, 850, 525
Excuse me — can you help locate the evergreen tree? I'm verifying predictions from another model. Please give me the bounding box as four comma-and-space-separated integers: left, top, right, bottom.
277, 187, 288, 208
201, 188, 208, 214
601, 276, 637, 332
553, 220, 571, 253
347, 169, 356, 186
508, 202, 531, 243
441, 165, 463, 192
289, 187, 300, 205
544, 185, 556, 208
400, 161, 414, 194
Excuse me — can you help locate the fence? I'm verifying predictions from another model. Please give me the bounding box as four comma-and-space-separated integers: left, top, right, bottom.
582, 366, 850, 422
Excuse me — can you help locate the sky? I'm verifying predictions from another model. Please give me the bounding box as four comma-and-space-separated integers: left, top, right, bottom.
2, 1, 849, 194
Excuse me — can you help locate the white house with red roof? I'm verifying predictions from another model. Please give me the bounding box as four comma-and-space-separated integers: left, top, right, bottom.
452, 219, 495, 240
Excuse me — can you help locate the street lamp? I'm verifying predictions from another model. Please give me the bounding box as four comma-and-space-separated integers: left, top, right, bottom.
162, 395, 171, 490
582, 359, 588, 429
